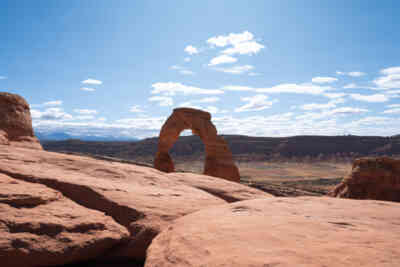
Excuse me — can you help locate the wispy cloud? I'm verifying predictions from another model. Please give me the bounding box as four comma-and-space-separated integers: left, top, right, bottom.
373, 66, 400, 89
350, 93, 389, 103
151, 82, 224, 96
336, 71, 366, 77
130, 105, 144, 113
311, 77, 338, 84
184, 45, 199, 55
31, 108, 72, 121
235, 94, 277, 112
74, 109, 98, 115
44, 100, 63, 106
80, 87, 96, 92
208, 55, 237, 66
82, 78, 102, 85
214, 65, 253, 74
223, 83, 332, 95
148, 96, 173, 106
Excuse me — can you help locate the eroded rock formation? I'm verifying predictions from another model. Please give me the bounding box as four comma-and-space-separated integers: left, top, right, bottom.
154, 108, 240, 182
329, 157, 400, 202
0, 92, 42, 150
146, 197, 400, 267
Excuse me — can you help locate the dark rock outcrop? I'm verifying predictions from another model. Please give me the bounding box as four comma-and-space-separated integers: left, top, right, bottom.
0, 92, 42, 150
329, 157, 400, 202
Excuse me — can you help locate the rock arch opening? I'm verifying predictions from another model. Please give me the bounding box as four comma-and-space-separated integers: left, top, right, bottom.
154, 108, 240, 182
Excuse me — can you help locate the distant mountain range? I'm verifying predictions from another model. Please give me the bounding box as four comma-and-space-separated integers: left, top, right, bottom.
36, 131, 139, 142
41, 134, 400, 163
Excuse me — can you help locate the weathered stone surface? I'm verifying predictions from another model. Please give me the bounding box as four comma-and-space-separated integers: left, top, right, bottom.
330, 157, 400, 202
154, 108, 240, 182
0, 92, 42, 150
0, 145, 272, 263
0, 173, 129, 267
146, 197, 400, 267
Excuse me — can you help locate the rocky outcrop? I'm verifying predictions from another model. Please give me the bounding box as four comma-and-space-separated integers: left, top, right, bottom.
0, 144, 271, 266
0, 173, 129, 267
154, 108, 240, 182
146, 197, 400, 267
0, 92, 42, 150
329, 157, 400, 202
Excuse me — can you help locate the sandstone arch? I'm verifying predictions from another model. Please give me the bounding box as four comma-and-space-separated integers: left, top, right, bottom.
154, 108, 240, 182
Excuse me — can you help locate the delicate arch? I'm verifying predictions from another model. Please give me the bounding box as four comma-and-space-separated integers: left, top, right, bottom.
154, 108, 240, 182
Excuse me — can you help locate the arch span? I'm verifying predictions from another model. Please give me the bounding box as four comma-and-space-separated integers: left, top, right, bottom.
154, 108, 240, 182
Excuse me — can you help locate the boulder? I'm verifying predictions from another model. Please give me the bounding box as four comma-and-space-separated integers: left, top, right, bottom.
0, 173, 129, 267
0, 144, 272, 264
154, 108, 240, 182
329, 157, 400, 202
146, 197, 400, 267
0, 92, 42, 150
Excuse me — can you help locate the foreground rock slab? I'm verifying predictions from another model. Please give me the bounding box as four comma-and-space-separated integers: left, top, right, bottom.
0, 173, 129, 267
330, 157, 400, 202
0, 145, 272, 263
146, 197, 400, 267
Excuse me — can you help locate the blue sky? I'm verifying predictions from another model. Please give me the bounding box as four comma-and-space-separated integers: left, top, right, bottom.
1, 1, 400, 138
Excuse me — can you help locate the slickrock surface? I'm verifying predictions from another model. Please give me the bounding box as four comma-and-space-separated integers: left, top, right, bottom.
0, 173, 129, 267
0, 144, 271, 264
146, 196, 400, 267
0, 92, 42, 150
154, 108, 240, 182
330, 157, 400, 202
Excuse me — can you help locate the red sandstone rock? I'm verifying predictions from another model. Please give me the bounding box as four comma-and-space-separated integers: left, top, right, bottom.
146, 196, 400, 267
0, 173, 129, 267
329, 157, 400, 202
0, 92, 42, 150
0, 144, 271, 264
154, 108, 240, 182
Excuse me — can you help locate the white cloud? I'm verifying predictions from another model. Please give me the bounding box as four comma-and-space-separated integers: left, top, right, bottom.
222, 41, 264, 55
311, 77, 338, 84
205, 106, 219, 114
151, 82, 224, 96
197, 97, 220, 103
373, 66, 400, 89
43, 100, 63, 106
82, 78, 102, 85
184, 45, 199, 55
214, 65, 253, 74
130, 105, 144, 113
383, 108, 400, 114
80, 87, 96, 92
223, 83, 332, 95
381, 67, 400, 75
350, 93, 389, 103
301, 102, 336, 111
208, 55, 237, 66
74, 109, 98, 115
323, 92, 347, 99
248, 72, 261, 76
184, 57, 191, 62
180, 70, 195, 75
75, 115, 95, 120
235, 94, 277, 112
343, 83, 358, 89
207, 31, 254, 47
207, 31, 264, 55
148, 96, 173, 106
348, 71, 366, 77
31, 108, 73, 121
388, 104, 400, 108
336, 71, 366, 77
327, 107, 368, 115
